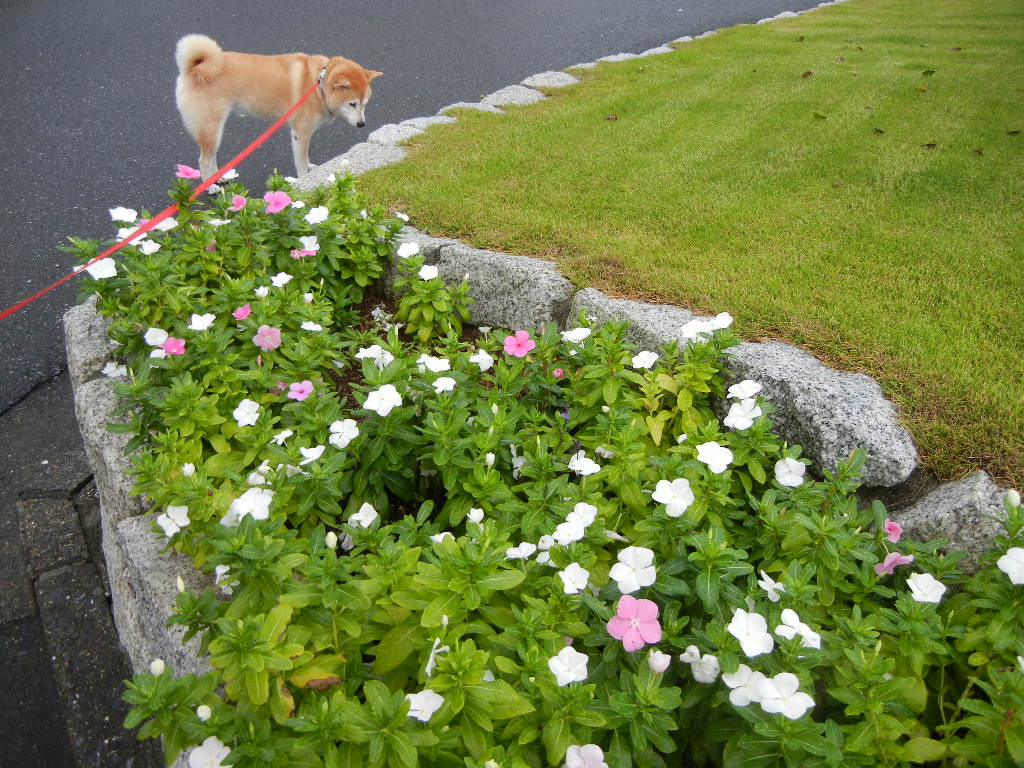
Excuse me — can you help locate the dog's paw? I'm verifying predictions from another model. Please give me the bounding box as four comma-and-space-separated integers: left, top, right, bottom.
206, 183, 223, 196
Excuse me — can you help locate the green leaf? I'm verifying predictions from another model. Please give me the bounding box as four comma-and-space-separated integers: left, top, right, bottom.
543, 718, 573, 766
373, 621, 419, 674
898, 737, 947, 763
465, 681, 535, 719
477, 569, 526, 592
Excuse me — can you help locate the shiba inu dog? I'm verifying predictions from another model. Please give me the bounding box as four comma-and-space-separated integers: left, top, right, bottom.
174, 34, 381, 182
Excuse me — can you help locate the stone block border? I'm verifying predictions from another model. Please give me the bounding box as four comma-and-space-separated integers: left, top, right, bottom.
62, 5, 1012, 759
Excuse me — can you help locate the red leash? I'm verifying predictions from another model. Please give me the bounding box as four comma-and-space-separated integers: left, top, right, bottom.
0, 77, 322, 323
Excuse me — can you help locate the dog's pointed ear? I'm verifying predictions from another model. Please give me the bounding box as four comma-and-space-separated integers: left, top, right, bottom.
366, 69, 383, 81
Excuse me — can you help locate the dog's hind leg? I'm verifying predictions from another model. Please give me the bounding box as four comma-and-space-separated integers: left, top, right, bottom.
194, 102, 231, 189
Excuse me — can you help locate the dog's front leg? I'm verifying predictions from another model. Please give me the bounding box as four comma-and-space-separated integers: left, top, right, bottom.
291, 128, 313, 177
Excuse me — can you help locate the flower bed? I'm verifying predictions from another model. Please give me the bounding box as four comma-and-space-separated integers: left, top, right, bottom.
70, 171, 1024, 767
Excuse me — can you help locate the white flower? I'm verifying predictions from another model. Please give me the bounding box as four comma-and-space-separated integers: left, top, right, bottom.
679, 645, 701, 663
395, 211, 409, 221
485, 452, 496, 467
298, 235, 320, 252
651, 478, 695, 518
727, 608, 775, 657
116, 226, 145, 242
396, 241, 420, 259
505, 542, 537, 560
775, 457, 807, 487
676, 433, 688, 444
356, 344, 395, 370
254, 286, 269, 298
304, 206, 329, 224
195, 704, 212, 722
290, 200, 305, 208
182, 463, 196, 477
696, 441, 733, 474
349, 502, 379, 528
907, 572, 947, 603
144, 327, 169, 347
300, 321, 323, 331
728, 379, 762, 399
405, 689, 445, 722
416, 354, 450, 373
567, 502, 598, 528
548, 646, 589, 686
424, 636, 450, 677
552, 518, 586, 547
156, 505, 190, 538
565, 744, 608, 768
468, 348, 494, 371
304, 292, 314, 303
207, 219, 230, 227
221, 168, 238, 180
271, 272, 293, 288
609, 546, 657, 594
430, 532, 454, 543
996, 547, 1024, 585
433, 376, 457, 394
154, 217, 178, 232
328, 419, 359, 449
478, 326, 492, 334
109, 206, 137, 222
631, 350, 660, 369
149, 658, 165, 675
84, 258, 118, 279
722, 664, 767, 706
221, 487, 275, 526
775, 609, 821, 649
299, 445, 326, 466
467, 507, 484, 524
187, 313, 216, 331
232, 398, 261, 427
559, 563, 590, 594
364, 384, 402, 416
723, 398, 763, 430
568, 450, 600, 476
595, 445, 615, 459
757, 570, 786, 602
758, 672, 815, 720
647, 648, 672, 674
101, 361, 128, 378
690, 652, 721, 684
272, 429, 293, 445
561, 327, 592, 344
214, 565, 235, 595
139, 239, 162, 255
418, 264, 440, 280
149, 348, 167, 359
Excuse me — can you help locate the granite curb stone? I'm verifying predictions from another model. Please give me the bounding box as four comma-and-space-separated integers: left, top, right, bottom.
481, 85, 546, 107
569, 288, 698, 351
436, 243, 575, 330
521, 71, 579, 89
400, 115, 458, 130
438, 101, 504, 115
367, 122, 425, 147
894, 471, 1007, 572
63, 294, 113, 389
725, 341, 919, 487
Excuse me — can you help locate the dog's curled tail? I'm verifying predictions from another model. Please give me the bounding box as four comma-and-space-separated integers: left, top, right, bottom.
175, 34, 224, 80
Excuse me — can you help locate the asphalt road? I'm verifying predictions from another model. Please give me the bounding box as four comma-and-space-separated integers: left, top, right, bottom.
0, 0, 820, 415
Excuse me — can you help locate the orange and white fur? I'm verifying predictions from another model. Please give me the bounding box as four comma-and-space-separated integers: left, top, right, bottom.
174, 34, 381, 182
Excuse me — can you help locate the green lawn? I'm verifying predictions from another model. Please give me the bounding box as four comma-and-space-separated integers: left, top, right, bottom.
357, 0, 1024, 488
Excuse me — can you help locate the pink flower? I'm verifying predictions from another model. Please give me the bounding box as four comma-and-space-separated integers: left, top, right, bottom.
874, 551, 914, 576
607, 595, 662, 652
205, 243, 217, 252
269, 381, 288, 395
503, 330, 536, 358
175, 164, 202, 179
883, 519, 903, 543
290, 249, 316, 259
228, 195, 247, 212
288, 380, 314, 401
553, 368, 565, 379
264, 190, 292, 213
162, 337, 186, 355
233, 304, 251, 320
252, 325, 281, 351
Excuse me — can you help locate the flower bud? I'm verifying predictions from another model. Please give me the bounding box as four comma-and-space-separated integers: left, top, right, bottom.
485, 452, 495, 467
176, 575, 185, 593
149, 658, 166, 676
1005, 489, 1021, 508
648, 648, 672, 674
196, 704, 212, 722
325, 531, 338, 549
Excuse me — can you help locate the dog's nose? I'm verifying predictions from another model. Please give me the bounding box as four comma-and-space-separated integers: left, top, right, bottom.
357, 120, 365, 128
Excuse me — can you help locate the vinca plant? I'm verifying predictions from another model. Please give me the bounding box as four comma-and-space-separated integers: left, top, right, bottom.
70, 167, 1024, 768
